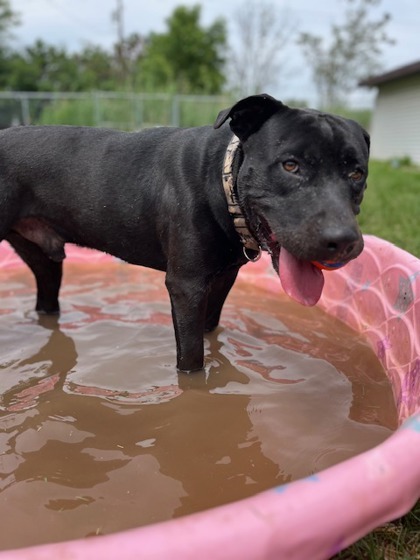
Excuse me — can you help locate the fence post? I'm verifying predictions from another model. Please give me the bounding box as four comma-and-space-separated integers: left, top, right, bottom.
134, 94, 143, 129
171, 95, 180, 127
21, 95, 31, 125
92, 91, 102, 126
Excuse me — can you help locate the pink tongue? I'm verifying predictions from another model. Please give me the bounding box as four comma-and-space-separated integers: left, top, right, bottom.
279, 248, 325, 306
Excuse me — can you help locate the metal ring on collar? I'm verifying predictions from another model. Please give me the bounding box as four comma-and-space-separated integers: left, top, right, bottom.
243, 246, 262, 262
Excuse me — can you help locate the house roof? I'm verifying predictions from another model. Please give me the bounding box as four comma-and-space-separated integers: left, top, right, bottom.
359, 60, 420, 87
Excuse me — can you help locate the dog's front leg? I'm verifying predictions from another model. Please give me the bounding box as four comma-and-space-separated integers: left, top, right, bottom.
165, 273, 208, 373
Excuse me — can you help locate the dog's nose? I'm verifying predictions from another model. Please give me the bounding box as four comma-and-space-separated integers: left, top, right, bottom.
321, 227, 360, 257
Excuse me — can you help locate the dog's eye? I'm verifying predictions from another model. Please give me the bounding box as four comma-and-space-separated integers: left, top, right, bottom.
283, 160, 299, 173
349, 170, 364, 182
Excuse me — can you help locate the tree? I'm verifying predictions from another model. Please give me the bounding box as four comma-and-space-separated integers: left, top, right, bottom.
1, 2, 227, 96
228, 0, 296, 96
76, 45, 118, 91
112, 0, 127, 83
0, 0, 19, 87
0, 0, 19, 44
112, 32, 145, 90
298, 0, 394, 108
5, 41, 119, 92
140, 5, 227, 94
6, 40, 82, 91
111, 0, 146, 89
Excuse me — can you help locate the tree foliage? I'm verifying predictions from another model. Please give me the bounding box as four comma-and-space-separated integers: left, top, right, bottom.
0, 3, 226, 95
298, 0, 394, 108
0, 0, 394, 104
0, 0, 18, 43
141, 5, 226, 94
0, 0, 19, 86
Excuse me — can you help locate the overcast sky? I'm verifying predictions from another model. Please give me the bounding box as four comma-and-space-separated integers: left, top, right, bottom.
9, 0, 420, 106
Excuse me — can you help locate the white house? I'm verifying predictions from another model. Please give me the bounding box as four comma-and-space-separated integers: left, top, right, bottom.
360, 60, 420, 164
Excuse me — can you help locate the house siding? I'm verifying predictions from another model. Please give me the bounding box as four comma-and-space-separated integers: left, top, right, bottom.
368, 74, 420, 164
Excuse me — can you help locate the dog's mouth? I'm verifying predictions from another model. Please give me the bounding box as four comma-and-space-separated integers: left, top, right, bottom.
252, 217, 340, 307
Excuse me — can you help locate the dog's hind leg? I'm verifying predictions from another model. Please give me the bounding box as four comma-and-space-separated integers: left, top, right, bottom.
205, 267, 239, 332
6, 232, 63, 314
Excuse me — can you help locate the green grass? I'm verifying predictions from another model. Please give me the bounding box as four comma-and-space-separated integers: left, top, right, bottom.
334, 160, 420, 557
35, 95, 231, 129
334, 500, 420, 559
358, 160, 420, 257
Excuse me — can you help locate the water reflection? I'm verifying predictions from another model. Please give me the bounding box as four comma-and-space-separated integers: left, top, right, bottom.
1, 315, 77, 412
0, 314, 281, 548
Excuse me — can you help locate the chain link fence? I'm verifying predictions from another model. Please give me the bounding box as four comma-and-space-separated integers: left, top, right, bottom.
0, 91, 232, 130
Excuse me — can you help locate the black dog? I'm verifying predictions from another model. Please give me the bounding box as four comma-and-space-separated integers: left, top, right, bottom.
0, 94, 369, 372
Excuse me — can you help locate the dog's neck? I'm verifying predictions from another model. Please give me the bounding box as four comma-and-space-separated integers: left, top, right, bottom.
222, 135, 261, 261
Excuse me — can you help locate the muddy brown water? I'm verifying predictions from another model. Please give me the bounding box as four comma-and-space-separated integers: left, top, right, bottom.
0, 260, 397, 550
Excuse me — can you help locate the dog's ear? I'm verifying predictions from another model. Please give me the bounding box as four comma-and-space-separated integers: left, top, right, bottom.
362, 129, 370, 152
214, 94, 283, 141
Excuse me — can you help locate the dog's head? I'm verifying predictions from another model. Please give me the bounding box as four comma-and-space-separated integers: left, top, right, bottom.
214, 94, 370, 306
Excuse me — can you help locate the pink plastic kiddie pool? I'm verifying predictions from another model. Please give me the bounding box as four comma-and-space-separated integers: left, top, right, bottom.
0, 235, 419, 560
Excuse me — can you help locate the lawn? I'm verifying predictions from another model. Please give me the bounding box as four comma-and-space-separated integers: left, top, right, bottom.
357, 160, 420, 257
335, 501, 420, 559
334, 159, 420, 558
